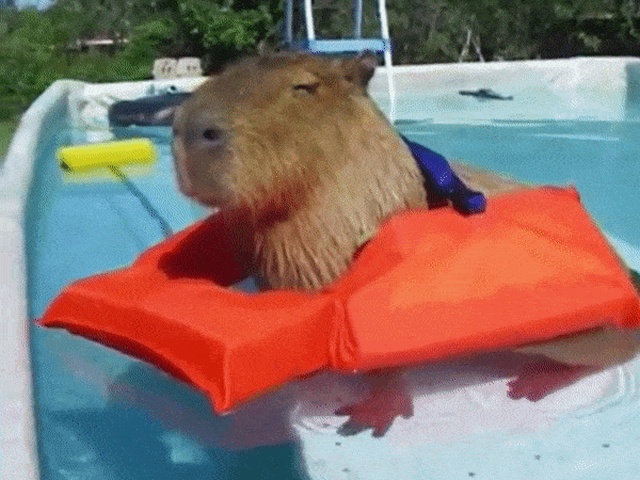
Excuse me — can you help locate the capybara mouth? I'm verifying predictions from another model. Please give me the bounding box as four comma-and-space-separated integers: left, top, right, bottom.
173, 165, 194, 199
176, 177, 221, 208
190, 193, 221, 208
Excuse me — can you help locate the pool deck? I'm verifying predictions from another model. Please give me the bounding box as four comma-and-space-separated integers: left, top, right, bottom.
1, 56, 640, 480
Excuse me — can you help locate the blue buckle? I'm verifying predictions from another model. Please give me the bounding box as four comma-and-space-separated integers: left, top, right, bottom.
400, 135, 487, 215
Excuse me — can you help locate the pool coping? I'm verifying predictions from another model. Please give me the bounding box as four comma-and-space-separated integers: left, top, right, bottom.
0, 73, 213, 479
1, 56, 639, 480
0, 80, 84, 480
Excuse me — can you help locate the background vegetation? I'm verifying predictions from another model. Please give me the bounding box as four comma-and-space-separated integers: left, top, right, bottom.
1, 0, 639, 155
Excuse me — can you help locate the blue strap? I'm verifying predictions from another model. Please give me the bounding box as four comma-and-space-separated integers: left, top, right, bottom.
400, 135, 487, 215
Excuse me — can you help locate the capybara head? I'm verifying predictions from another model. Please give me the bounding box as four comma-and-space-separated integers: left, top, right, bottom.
172, 51, 396, 214
172, 51, 427, 291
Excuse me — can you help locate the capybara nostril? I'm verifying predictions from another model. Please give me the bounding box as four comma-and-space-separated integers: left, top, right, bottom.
199, 126, 225, 148
202, 127, 222, 143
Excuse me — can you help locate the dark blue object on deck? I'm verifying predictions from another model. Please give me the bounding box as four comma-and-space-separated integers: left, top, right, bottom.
108, 92, 191, 127
400, 135, 487, 215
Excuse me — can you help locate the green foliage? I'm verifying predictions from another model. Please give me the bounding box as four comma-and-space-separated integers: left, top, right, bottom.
1, 0, 640, 125
0, 8, 63, 107
168, 0, 283, 71
0, 96, 24, 123
63, 51, 151, 83
0, 119, 18, 158
179, 1, 269, 49
121, 18, 178, 70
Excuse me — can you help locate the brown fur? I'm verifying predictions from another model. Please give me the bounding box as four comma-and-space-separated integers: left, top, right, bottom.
173, 52, 426, 290
172, 51, 639, 373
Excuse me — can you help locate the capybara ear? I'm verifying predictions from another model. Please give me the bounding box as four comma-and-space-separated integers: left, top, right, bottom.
342, 50, 378, 88
257, 40, 278, 57
257, 40, 268, 56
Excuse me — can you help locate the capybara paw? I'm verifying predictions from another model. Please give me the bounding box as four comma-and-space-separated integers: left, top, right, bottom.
507, 359, 597, 402
335, 386, 414, 437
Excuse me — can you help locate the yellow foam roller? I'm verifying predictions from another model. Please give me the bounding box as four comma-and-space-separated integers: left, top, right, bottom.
57, 138, 158, 176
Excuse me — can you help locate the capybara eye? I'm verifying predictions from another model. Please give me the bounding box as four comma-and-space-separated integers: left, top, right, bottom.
293, 83, 320, 95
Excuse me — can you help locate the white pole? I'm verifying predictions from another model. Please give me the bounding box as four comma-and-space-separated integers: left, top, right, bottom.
285, 0, 293, 44
377, 0, 396, 123
354, 0, 363, 38
304, 0, 315, 40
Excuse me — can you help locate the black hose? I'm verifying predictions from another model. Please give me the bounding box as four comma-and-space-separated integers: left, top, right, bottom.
108, 165, 173, 239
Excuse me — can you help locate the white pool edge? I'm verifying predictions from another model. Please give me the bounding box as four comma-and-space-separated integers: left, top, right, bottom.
0, 79, 86, 480
0, 75, 206, 480
1, 56, 639, 480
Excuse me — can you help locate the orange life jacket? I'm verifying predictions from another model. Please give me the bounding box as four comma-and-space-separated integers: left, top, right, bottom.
39, 186, 640, 413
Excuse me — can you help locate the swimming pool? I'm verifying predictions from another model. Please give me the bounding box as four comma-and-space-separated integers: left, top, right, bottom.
2, 57, 640, 480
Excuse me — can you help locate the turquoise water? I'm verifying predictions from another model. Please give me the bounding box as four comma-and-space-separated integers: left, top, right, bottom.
399, 120, 640, 247
26, 119, 640, 479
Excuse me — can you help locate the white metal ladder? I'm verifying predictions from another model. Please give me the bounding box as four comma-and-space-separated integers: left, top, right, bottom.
283, 0, 397, 122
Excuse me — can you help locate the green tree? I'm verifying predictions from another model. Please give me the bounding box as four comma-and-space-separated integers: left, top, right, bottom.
112, 0, 284, 73
2, 0, 640, 125
0, 8, 65, 115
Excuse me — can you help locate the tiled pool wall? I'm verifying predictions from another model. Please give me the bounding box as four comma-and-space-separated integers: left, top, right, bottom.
370, 57, 640, 122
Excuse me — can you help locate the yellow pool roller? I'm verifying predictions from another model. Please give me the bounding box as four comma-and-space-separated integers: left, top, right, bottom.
57, 138, 158, 181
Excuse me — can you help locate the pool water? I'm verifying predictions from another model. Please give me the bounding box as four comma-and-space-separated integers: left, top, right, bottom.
399, 120, 640, 248
27, 119, 640, 480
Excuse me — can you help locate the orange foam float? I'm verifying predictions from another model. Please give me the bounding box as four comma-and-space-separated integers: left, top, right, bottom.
39, 186, 640, 413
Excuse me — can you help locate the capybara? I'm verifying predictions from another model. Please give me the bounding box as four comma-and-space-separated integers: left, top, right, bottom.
172, 50, 640, 437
